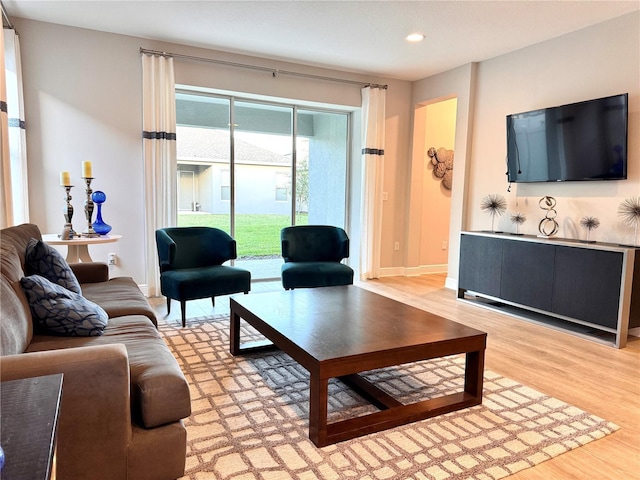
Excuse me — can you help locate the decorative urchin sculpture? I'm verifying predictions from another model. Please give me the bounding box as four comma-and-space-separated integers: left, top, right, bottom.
579, 216, 600, 243
480, 194, 507, 232
426, 147, 454, 190
618, 196, 640, 246
510, 212, 526, 235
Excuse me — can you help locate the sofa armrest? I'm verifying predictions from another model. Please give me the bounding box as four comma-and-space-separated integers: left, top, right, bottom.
70, 261, 109, 283
0, 344, 131, 480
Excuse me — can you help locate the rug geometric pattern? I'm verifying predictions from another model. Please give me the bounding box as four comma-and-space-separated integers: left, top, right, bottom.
159, 315, 619, 480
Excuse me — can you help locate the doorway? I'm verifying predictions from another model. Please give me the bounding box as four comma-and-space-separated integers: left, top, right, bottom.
412, 97, 457, 273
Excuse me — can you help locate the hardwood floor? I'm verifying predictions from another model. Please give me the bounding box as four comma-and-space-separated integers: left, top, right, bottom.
150, 274, 640, 479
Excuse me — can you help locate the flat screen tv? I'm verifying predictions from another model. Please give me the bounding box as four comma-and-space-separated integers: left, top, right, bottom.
506, 93, 628, 183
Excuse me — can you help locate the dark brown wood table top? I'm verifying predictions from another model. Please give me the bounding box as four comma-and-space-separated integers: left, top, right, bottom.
0, 374, 63, 479
230, 285, 486, 375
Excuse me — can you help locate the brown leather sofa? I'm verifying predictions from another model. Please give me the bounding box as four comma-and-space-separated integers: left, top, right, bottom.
0, 223, 191, 480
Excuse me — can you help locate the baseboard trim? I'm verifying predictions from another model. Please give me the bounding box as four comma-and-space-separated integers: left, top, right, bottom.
379, 264, 448, 277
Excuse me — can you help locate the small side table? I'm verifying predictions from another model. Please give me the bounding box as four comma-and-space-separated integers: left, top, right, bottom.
0, 374, 63, 480
42, 234, 122, 263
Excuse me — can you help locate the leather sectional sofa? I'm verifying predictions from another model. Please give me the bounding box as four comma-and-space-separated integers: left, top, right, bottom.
0, 223, 191, 480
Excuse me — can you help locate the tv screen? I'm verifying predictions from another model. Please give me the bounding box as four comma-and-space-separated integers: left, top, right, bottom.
506, 93, 628, 183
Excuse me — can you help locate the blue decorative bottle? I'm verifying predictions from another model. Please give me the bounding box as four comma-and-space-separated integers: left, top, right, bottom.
91, 191, 112, 235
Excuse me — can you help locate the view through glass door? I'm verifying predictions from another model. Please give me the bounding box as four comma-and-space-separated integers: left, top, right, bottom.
176, 91, 349, 281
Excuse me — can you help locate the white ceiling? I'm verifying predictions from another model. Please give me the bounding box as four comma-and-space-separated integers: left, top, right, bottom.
3, 0, 639, 81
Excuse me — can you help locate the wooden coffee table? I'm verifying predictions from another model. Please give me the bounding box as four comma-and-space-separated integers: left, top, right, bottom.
230, 285, 487, 447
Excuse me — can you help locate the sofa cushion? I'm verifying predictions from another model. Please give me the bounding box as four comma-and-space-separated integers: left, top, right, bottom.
0, 244, 34, 355
26, 315, 191, 428
0, 223, 42, 269
1, 243, 25, 282
82, 277, 157, 326
1, 274, 33, 355
281, 261, 354, 289
25, 238, 82, 294
20, 275, 108, 337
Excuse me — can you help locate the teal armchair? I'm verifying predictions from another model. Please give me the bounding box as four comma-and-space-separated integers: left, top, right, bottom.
156, 227, 251, 327
280, 225, 354, 290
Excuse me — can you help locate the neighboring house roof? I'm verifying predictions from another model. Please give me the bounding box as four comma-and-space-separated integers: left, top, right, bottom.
177, 126, 290, 166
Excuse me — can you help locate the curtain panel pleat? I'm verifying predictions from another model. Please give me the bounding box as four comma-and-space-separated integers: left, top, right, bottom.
1, 29, 11, 228
142, 53, 177, 297
1, 28, 28, 228
360, 86, 386, 280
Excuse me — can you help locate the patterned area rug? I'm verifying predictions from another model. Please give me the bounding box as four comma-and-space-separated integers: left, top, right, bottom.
159, 315, 619, 480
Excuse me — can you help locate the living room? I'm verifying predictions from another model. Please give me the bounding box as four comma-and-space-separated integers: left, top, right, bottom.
1, 2, 639, 479
1, 3, 638, 289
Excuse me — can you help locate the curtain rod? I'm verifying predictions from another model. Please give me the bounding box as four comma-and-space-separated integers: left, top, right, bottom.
1, 1, 15, 29
140, 47, 387, 89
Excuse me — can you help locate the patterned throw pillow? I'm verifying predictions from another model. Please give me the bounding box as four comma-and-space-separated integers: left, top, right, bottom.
25, 238, 82, 294
20, 275, 108, 336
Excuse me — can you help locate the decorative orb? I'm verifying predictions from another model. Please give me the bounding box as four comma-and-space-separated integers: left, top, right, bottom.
92, 190, 107, 203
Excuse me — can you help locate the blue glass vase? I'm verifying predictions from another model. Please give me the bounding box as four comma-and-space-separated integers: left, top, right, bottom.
91, 191, 112, 235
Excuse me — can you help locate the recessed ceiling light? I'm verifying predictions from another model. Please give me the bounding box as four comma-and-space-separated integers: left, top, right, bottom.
406, 33, 425, 43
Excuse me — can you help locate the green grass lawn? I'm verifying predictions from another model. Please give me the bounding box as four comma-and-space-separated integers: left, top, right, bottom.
178, 213, 308, 257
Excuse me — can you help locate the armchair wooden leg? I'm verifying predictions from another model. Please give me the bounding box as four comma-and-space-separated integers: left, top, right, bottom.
166, 297, 171, 314
180, 300, 187, 328
211, 297, 215, 307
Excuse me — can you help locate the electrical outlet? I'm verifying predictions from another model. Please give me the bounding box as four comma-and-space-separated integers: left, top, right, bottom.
382, 192, 388, 201
108, 253, 117, 265
394, 241, 400, 251
442, 241, 448, 250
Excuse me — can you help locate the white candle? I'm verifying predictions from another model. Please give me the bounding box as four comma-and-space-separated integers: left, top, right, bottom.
82, 161, 92, 178
60, 171, 71, 186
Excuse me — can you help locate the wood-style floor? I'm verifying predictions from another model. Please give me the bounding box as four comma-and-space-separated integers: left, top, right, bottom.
150, 274, 640, 479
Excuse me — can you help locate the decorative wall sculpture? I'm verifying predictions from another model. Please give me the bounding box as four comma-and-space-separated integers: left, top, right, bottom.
427, 147, 454, 190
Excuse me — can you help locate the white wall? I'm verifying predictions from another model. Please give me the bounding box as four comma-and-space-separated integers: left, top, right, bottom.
411, 12, 639, 288
12, 12, 639, 290
468, 12, 640, 246
14, 18, 412, 287
410, 63, 477, 286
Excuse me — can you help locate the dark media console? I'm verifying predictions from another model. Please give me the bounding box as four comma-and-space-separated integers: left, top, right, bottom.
458, 231, 639, 348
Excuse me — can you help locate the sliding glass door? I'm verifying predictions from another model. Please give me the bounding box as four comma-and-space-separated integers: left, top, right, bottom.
176, 91, 349, 281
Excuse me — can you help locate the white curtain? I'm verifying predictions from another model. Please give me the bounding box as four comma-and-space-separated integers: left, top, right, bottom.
360, 86, 386, 280
142, 52, 177, 297
1, 28, 28, 228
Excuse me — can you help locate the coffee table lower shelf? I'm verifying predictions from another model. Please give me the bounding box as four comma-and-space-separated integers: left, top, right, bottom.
309, 360, 484, 446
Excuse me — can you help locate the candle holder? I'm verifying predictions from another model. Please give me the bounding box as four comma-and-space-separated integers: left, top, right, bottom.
61, 185, 77, 238
81, 177, 99, 237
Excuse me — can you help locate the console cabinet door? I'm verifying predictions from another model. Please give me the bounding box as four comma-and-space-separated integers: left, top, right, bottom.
500, 240, 555, 311
459, 234, 502, 297
552, 246, 623, 328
